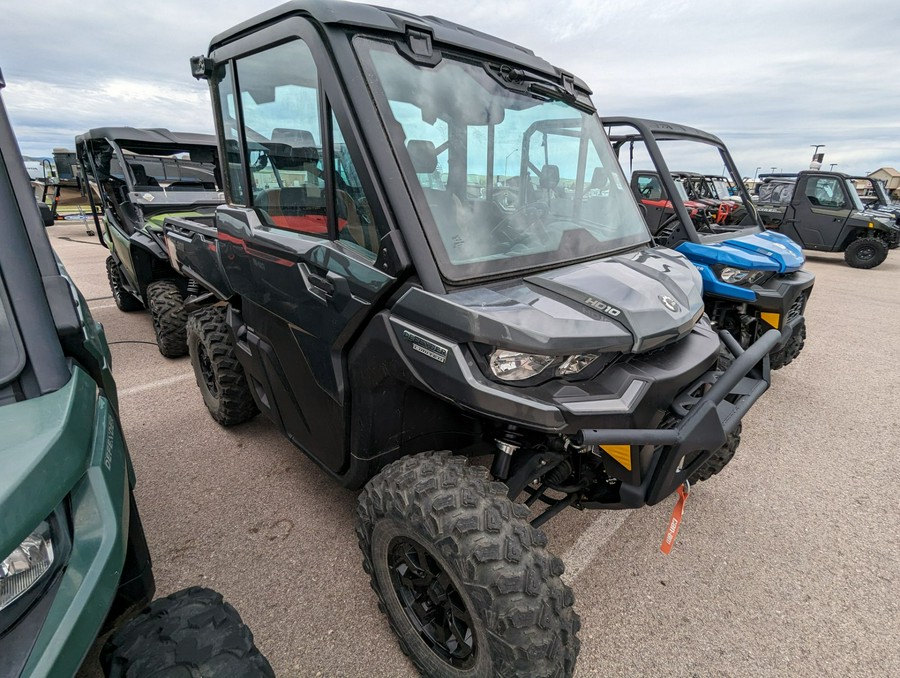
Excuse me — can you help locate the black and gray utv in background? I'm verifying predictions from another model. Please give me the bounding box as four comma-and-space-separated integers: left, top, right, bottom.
754, 171, 900, 268
167, 2, 780, 674
76, 128, 224, 356
851, 175, 900, 224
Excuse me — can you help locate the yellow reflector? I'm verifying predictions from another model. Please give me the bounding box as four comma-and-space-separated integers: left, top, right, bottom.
600, 444, 632, 470
760, 311, 780, 328
868, 222, 874, 228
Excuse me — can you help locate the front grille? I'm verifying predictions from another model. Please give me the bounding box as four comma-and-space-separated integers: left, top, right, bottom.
786, 292, 806, 323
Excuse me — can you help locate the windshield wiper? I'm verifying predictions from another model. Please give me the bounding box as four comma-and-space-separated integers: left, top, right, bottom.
490, 64, 595, 113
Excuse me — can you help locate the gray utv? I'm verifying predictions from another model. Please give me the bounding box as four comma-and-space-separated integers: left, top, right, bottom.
165, 2, 781, 675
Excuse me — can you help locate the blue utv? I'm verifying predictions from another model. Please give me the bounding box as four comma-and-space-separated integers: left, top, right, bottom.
604, 117, 814, 369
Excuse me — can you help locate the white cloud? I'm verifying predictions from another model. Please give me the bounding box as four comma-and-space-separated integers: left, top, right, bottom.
2, 0, 898, 175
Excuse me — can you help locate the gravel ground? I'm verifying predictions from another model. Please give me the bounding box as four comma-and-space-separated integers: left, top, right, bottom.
56, 219, 899, 678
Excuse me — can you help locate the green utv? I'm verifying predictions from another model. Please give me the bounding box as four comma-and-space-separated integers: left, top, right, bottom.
76, 128, 225, 357
0, 71, 271, 677
170, 2, 782, 675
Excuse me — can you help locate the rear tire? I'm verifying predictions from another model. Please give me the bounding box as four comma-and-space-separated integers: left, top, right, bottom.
769, 322, 806, 370
101, 587, 274, 678
186, 306, 259, 426
106, 256, 143, 312
357, 451, 580, 678
844, 236, 888, 269
690, 424, 742, 483
146, 280, 188, 358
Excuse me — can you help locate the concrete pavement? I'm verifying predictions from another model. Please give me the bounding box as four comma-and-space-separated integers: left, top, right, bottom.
55, 220, 899, 678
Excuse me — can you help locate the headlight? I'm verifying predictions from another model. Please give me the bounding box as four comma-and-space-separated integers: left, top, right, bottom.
489, 350, 555, 381
556, 354, 599, 376
1, 522, 55, 612
718, 266, 768, 285
489, 350, 600, 381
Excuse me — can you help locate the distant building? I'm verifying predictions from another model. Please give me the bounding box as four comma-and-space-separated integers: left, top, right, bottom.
868, 167, 900, 199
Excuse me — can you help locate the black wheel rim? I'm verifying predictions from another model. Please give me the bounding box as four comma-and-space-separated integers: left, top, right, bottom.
197, 344, 218, 397
388, 537, 477, 668
857, 245, 876, 260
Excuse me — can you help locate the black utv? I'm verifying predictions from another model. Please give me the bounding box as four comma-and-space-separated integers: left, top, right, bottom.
754, 171, 900, 268
170, 2, 780, 675
76, 128, 225, 356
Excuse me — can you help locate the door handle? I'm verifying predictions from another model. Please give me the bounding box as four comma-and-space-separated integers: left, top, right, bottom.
308, 272, 334, 296
299, 263, 333, 303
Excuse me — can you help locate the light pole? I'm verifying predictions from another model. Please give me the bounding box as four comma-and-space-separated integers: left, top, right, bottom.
810, 144, 825, 160
771, 166, 777, 174
504, 149, 518, 179
829, 163, 837, 171
754, 166, 761, 180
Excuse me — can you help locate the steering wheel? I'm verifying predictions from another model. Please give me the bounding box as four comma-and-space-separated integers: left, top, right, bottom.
489, 201, 549, 246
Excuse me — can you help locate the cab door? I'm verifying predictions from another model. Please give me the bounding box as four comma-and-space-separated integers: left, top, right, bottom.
630, 172, 669, 232
788, 175, 851, 250
213, 35, 398, 473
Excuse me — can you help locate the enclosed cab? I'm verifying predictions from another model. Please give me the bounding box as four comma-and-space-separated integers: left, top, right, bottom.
76, 128, 225, 355
604, 117, 814, 369
171, 3, 781, 674
755, 170, 899, 268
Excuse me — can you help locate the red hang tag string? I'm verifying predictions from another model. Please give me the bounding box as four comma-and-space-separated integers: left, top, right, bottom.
660, 482, 689, 555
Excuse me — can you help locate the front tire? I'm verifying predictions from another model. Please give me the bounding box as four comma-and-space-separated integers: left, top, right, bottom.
106, 256, 143, 312
186, 306, 259, 426
101, 587, 274, 678
146, 280, 188, 358
357, 452, 580, 678
844, 236, 888, 269
690, 424, 742, 483
769, 322, 806, 370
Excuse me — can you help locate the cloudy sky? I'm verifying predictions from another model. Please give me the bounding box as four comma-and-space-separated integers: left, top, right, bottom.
2, 0, 898, 176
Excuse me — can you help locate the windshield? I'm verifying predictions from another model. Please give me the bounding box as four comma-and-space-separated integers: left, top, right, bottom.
844, 179, 865, 211
709, 179, 731, 200
356, 39, 649, 281
870, 179, 891, 205
672, 179, 691, 203
83, 142, 223, 210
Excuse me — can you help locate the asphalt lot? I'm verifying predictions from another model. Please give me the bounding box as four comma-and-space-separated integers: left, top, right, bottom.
54, 218, 900, 678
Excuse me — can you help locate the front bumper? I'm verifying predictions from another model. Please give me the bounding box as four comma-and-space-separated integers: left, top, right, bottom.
749, 270, 814, 351
577, 328, 780, 507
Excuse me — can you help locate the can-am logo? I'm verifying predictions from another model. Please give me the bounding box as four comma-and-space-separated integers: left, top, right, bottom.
659, 295, 680, 312
583, 297, 622, 317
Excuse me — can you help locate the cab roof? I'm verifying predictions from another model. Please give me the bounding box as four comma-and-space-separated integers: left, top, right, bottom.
208, 0, 591, 94
75, 127, 217, 151
603, 117, 725, 146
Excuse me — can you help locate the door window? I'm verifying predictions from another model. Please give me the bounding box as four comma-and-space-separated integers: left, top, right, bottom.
215, 62, 246, 205
805, 177, 846, 208
234, 40, 327, 236
332, 113, 378, 256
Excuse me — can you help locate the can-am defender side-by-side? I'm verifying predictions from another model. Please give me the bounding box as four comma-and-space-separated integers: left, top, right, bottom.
76, 128, 225, 356
0, 69, 272, 678
753, 171, 900, 268
604, 118, 814, 369
172, 3, 780, 674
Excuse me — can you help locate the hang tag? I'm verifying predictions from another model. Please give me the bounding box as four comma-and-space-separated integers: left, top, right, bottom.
660, 483, 689, 555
